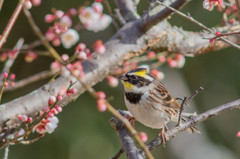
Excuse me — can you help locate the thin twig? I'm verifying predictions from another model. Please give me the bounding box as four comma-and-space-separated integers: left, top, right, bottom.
0, 0, 25, 49
0, 0, 4, 11
3, 145, 9, 159
111, 148, 124, 159
156, 1, 240, 50
103, 0, 120, 30
187, 87, 204, 101
1, 38, 24, 76
2, 70, 54, 92
235, 0, 240, 21
146, 99, 240, 152
177, 96, 187, 126
23, 8, 63, 63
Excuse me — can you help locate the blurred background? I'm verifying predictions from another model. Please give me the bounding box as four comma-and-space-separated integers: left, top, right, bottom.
0, 0, 240, 158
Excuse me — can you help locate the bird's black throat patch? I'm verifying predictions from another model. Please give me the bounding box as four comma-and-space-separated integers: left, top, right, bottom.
125, 92, 143, 104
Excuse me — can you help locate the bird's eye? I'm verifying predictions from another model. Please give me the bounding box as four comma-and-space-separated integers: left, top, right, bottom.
132, 75, 138, 79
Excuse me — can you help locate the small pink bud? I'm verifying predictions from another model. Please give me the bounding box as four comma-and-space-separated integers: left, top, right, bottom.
48, 96, 56, 105
71, 88, 78, 94
147, 51, 155, 59
209, 38, 215, 44
0, 52, 8, 62
10, 74, 16, 80
4, 82, 8, 87
107, 76, 119, 87
76, 43, 86, 52
97, 91, 106, 99
45, 14, 55, 23
150, 69, 164, 80
68, 8, 77, 16
94, 40, 106, 54
22, 115, 28, 122
158, 55, 166, 63
57, 95, 63, 101
44, 107, 50, 112
55, 10, 64, 19
3, 72, 8, 78
27, 117, 33, 123
237, 131, 240, 137
95, 0, 103, 2
167, 58, 177, 68
51, 108, 58, 115
61, 54, 69, 61
76, 51, 87, 60
52, 37, 61, 46
92, 2, 103, 13
48, 112, 54, 118
18, 114, 22, 120
215, 32, 221, 36
32, 0, 41, 6
55, 105, 62, 112
45, 30, 56, 41
97, 99, 107, 112
139, 132, 148, 142
25, 52, 37, 63
24, 0, 32, 9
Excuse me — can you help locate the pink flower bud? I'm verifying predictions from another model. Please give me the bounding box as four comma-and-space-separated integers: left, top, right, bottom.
92, 2, 103, 13
27, 117, 33, 123
167, 58, 177, 68
237, 131, 240, 137
3, 72, 8, 78
45, 30, 56, 41
107, 76, 119, 87
97, 99, 107, 112
51, 108, 58, 115
44, 107, 50, 112
71, 88, 78, 94
68, 8, 77, 16
22, 115, 28, 122
209, 38, 215, 44
18, 114, 22, 120
45, 14, 55, 23
55, 10, 64, 19
76, 51, 87, 60
48, 112, 54, 118
57, 95, 63, 101
0, 52, 8, 62
150, 69, 164, 80
4, 82, 8, 87
55, 105, 62, 112
158, 55, 166, 63
94, 40, 105, 54
215, 32, 221, 36
25, 52, 37, 63
48, 96, 56, 105
97, 91, 106, 99
52, 37, 61, 46
147, 51, 155, 59
32, 0, 41, 6
139, 132, 148, 142
76, 43, 87, 52
10, 74, 16, 80
24, 0, 32, 9
61, 54, 69, 61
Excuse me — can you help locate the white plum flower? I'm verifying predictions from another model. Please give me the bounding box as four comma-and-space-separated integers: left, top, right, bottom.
45, 116, 59, 134
59, 15, 72, 28
60, 28, 79, 48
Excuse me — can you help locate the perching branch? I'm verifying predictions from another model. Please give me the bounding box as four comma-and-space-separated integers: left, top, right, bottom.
110, 99, 240, 159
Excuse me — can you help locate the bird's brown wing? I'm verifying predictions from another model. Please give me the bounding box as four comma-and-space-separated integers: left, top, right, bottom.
152, 81, 181, 110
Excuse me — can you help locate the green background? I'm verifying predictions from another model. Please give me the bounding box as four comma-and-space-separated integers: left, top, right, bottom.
0, 0, 240, 158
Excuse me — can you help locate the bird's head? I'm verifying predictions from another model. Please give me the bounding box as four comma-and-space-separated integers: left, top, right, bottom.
119, 68, 154, 92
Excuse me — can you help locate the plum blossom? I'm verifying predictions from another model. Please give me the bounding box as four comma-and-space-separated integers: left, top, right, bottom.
35, 116, 59, 134
60, 29, 79, 48
203, 0, 223, 11
79, 3, 112, 32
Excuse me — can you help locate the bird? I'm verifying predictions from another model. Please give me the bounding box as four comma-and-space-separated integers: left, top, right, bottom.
119, 67, 200, 143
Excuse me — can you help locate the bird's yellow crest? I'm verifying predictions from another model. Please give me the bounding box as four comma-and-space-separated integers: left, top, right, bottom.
134, 69, 147, 77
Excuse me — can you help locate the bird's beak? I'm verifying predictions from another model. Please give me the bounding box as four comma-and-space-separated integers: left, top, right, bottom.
119, 74, 128, 81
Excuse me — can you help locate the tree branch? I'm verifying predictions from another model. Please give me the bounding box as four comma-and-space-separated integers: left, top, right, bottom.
109, 99, 240, 158
114, 0, 140, 22
147, 99, 240, 152
142, 0, 190, 31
